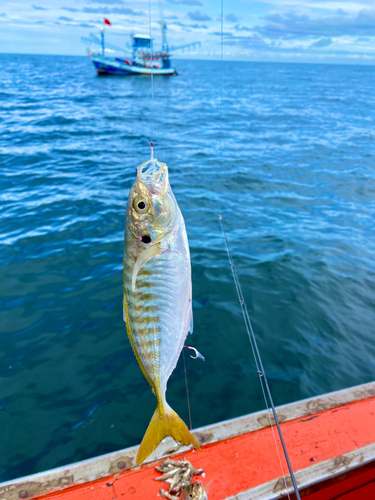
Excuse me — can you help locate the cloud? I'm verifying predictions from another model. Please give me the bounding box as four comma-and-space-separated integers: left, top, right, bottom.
210, 31, 234, 37
111, 6, 145, 15
310, 37, 333, 48
234, 24, 252, 32
172, 20, 208, 28
187, 10, 211, 22
56, 17, 95, 28
62, 7, 78, 13
190, 23, 208, 29
167, 0, 203, 5
336, 8, 347, 17
225, 13, 239, 23
172, 21, 189, 27
32, 5, 48, 10
258, 9, 375, 39
224, 34, 274, 51
83, 6, 108, 13
86, 0, 125, 3
83, 6, 144, 15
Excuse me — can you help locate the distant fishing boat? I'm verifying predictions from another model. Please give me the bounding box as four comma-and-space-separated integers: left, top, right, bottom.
1, 382, 375, 499
82, 19, 200, 76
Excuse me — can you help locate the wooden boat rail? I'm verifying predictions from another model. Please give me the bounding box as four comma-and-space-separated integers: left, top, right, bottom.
1, 381, 375, 499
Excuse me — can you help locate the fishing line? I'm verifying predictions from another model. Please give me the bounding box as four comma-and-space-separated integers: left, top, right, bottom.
217, 2, 298, 497
182, 347, 193, 431
148, 0, 162, 160
215, 7, 287, 491
219, 0, 223, 158
217, 219, 290, 499
218, 216, 300, 500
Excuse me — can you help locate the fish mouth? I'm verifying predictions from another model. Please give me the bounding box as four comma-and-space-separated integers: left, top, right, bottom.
137, 157, 168, 193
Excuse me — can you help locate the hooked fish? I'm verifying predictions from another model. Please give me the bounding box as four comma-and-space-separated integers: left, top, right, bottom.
123, 154, 200, 464
181, 482, 208, 500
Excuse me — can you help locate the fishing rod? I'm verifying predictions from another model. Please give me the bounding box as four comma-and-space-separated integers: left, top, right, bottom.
218, 215, 301, 500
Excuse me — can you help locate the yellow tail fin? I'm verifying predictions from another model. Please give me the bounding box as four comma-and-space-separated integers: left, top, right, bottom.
137, 404, 200, 464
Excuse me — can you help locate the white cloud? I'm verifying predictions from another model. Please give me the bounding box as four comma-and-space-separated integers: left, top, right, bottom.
1, 0, 375, 63
187, 10, 211, 22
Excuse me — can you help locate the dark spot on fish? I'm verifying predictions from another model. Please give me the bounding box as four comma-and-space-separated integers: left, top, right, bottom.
142, 235, 151, 244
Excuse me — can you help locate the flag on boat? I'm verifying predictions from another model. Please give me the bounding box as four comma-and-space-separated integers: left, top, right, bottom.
104, 18, 111, 26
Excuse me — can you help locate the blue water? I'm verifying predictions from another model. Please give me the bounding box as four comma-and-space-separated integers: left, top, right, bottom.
1, 54, 375, 482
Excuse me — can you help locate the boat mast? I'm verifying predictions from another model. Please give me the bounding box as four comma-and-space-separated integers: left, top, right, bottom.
161, 21, 168, 52
101, 27, 104, 57
159, 3, 168, 52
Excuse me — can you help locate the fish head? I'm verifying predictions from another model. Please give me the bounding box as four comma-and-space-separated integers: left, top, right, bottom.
180, 482, 208, 500
127, 158, 177, 245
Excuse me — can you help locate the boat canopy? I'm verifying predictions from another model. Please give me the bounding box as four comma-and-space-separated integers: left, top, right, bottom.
132, 34, 152, 48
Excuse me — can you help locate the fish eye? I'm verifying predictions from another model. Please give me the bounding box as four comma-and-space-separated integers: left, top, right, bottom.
133, 197, 148, 214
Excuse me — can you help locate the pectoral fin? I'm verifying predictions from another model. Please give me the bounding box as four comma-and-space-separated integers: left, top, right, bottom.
132, 244, 165, 292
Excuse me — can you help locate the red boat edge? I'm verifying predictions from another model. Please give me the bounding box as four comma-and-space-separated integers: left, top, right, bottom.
1, 381, 375, 500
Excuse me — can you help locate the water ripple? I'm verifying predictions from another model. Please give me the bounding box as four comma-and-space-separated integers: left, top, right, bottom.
0, 54, 375, 482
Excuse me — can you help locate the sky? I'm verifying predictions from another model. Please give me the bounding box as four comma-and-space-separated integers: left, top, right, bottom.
1, 0, 375, 63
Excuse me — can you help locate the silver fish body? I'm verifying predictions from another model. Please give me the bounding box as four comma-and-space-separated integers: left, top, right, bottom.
123, 157, 199, 464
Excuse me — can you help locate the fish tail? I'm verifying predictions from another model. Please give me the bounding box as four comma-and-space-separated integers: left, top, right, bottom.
136, 402, 200, 464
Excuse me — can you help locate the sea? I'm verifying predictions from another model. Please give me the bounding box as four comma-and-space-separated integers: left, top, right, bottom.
1, 54, 375, 482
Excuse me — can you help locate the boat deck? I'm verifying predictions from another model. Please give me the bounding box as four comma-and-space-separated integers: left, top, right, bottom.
1, 382, 375, 499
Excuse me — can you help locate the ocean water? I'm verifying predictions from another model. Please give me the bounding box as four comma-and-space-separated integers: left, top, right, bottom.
1, 54, 375, 482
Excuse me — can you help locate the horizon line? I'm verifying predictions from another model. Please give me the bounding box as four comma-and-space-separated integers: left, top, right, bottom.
1, 51, 375, 67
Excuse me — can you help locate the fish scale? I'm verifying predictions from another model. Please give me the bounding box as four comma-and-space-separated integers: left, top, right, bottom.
123, 156, 200, 464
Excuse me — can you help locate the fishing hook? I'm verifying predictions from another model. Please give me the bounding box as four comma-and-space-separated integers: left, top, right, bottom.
184, 346, 205, 361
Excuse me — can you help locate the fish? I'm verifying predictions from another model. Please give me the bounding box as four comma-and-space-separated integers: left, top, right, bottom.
155, 458, 205, 498
123, 155, 200, 464
180, 481, 208, 500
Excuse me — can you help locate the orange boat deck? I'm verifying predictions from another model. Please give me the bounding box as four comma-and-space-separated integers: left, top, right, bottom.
1, 382, 375, 500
